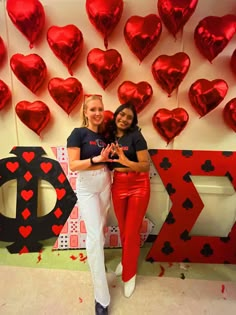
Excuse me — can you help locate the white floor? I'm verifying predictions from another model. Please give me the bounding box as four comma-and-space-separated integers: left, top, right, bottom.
0, 266, 236, 315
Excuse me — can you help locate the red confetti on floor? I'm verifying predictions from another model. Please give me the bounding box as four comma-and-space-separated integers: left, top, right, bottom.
158, 265, 165, 277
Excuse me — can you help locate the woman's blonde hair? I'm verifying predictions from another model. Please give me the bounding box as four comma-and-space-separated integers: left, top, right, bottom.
81, 94, 104, 131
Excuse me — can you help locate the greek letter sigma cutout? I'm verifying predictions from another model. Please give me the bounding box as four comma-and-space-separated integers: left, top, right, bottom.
0, 147, 77, 254
147, 149, 236, 263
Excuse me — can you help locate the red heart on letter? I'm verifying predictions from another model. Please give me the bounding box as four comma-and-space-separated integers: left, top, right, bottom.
0, 80, 11, 110
158, 0, 198, 37
22, 152, 35, 163
21, 190, 34, 201
15, 101, 50, 136
223, 98, 236, 132
189, 79, 228, 117
6, 161, 19, 173
40, 162, 53, 173
118, 81, 153, 113
124, 14, 162, 62
194, 15, 236, 62
10, 53, 47, 93
87, 48, 122, 89
47, 25, 83, 75
152, 108, 189, 144
152, 52, 190, 96
48, 77, 83, 114
52, 225, 63, 236
19, 226, 32, 238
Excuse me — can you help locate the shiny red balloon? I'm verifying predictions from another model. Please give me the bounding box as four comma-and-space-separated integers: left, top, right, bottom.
48, 77, 83, 115
152, 108, 189, 144
0, 37, 6, 65
103, 110, 114, 128
0, 80, 11, 110
158, 0, 198, 37
10, 53, 47, 93
6, 0, 45, 48
152, 52, 190, 96
189, 79, 228, 117
194, 15, 236, 62
124, 14, 162, 62
223, 98, 236, 132
15, 100, 50, 136
118, 81, 153, 113
86, 0, 123, 49
230, 49, 236, 76
87, 48, 122, 89
47, 24, 83, 76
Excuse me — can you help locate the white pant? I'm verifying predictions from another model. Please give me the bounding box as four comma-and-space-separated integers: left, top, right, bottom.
76, 166, 111, 307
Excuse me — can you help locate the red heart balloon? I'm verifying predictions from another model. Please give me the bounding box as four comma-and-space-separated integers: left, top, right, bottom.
189, 79, 228, 117
86, 0, 123, 49
152, 52, 190, 96
152, 108, 189, 144
0, 37, 6, 65
48, 77, 83, 115
230, 49, 236, 76
87, 48, 122, 89
223, 98, 236, 132
15, 100, 50, 136
0, 80, 11, 110
10, 53, 47, 93
6, 0, 45, 48
118, 81, 153, 113
47, 24, 83, 76
194, 15, 236, 62
158, 0, 198, 37
124, 14, 162, 62
102, 110, 114, 138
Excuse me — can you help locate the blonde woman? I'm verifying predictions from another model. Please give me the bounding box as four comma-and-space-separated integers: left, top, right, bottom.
67, 95, 112, 315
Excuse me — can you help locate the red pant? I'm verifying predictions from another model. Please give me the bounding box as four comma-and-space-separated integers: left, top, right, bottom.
111, 171, 150, 282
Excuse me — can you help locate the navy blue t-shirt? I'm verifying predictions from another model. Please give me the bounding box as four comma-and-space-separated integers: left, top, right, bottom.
67, 127, 107, 160
112, 129, 148, 168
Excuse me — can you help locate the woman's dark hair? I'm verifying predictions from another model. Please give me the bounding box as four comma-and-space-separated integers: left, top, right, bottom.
105, 102, 139, 141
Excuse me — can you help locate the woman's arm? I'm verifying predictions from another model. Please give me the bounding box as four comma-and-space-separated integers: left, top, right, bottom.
67, 147, 91, 171
67, 145, 113, 172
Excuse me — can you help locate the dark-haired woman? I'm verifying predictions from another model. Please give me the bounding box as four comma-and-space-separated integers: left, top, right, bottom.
108, 102, 150, 298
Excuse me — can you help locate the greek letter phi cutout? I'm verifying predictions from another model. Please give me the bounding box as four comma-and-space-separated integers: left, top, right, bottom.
0, 147, 77, 254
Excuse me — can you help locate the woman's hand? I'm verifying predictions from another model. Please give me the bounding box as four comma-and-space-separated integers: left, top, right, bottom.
92, 144, 113, 163
111, 142, 129, 166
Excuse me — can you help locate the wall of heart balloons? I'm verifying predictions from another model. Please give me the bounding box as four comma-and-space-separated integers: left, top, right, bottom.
0, 0, 236, 235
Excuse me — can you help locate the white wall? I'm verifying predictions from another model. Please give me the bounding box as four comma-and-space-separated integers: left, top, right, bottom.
1, 0, 236, 237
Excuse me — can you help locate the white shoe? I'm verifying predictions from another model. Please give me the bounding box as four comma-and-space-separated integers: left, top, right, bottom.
115, 262, 123, 276
124, 275, 136, 298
